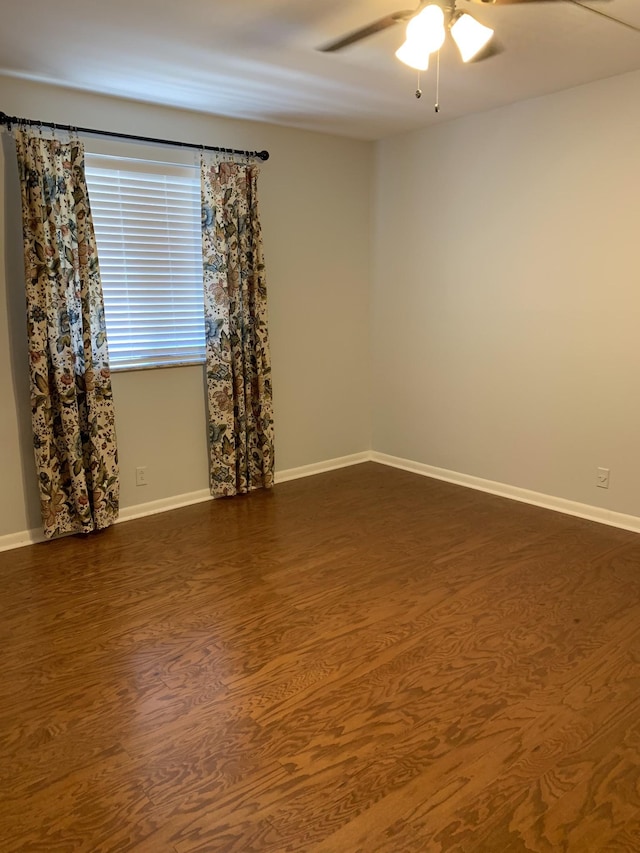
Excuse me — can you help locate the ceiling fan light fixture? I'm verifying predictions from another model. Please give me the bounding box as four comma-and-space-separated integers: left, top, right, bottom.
407, 5, 446, 52
406, 4, 446, 53
395, 38, 430, 70
396, 4, 446, 70
450, 13, 494, 62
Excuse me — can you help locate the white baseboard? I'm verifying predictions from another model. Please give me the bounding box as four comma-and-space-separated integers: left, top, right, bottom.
118, 452, 372, 522
0, 528, 45, 553
0, 454, 371, 553
3, 450, 638, 554
275, 452, 371, 484
117, 454, 373, 525
116, 489, 213, 524
371, 451, 640, 535
0, 489, 215, 553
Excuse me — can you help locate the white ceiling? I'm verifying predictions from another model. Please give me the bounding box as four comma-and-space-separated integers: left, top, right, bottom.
1, 0, 639, 140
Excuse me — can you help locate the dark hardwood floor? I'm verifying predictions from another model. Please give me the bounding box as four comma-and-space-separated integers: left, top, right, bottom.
2, 462, 640, 852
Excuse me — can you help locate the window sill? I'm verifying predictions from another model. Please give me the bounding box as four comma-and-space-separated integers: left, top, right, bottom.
110, 358, 205, 373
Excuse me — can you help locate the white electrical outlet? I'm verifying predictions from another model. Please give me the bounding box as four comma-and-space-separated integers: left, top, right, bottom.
596, 467, 610, 489
135, 466, 148, 486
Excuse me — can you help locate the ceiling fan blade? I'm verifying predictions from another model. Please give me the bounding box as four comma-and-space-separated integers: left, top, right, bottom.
318, 10, 415, 52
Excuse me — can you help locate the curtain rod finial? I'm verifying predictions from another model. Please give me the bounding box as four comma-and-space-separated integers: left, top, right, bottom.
258, 151, 270, 161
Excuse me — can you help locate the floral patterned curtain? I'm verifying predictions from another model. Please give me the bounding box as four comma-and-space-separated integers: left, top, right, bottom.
200, 159, 274, 497
15, 129, 119, 538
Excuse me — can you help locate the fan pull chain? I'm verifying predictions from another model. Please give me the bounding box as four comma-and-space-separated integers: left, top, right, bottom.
415, 70, 422, 100
435, 50, 440, 113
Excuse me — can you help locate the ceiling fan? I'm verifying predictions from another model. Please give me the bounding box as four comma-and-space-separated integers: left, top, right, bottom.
319, 0, 640, 69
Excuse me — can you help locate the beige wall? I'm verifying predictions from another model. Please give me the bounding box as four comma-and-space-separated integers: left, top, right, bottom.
372, 69, 640, 517
0, 78, 373, 537
4, 69, 640, 540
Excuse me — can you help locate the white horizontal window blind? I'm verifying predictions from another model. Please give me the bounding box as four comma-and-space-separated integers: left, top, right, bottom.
85, 153, 205, 370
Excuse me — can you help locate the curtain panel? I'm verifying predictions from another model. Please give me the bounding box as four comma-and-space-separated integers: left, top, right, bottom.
200, 159, 274, 497
15, 130, 119, 538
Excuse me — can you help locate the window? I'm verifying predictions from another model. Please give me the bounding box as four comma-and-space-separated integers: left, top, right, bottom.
85, 153, 205, 370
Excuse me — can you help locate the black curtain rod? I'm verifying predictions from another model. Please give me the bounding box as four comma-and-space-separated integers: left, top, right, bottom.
0, 111, 270, 161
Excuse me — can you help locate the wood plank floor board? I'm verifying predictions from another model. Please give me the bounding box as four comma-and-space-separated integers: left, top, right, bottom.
1, 462, 640, 850
0, 748, 163, 853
